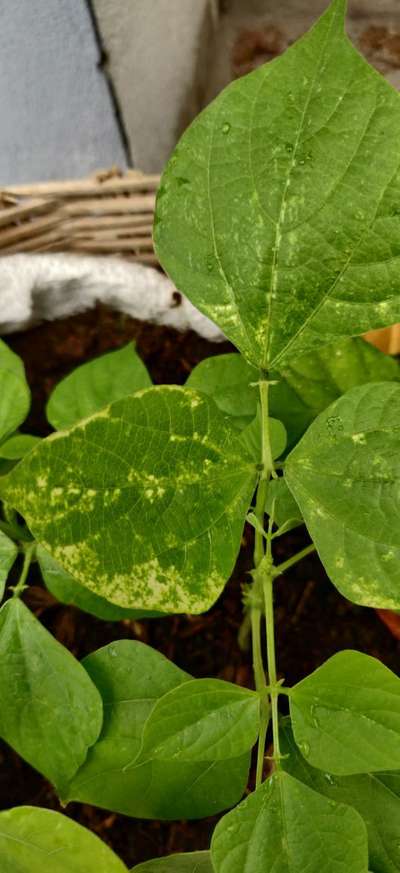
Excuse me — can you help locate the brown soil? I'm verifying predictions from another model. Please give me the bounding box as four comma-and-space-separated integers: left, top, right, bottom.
2, 306, 399, 868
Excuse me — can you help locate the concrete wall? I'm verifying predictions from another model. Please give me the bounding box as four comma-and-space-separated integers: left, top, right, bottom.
93, 0, 218, 174
1, 0, 400, 184
0, 0, 126, 184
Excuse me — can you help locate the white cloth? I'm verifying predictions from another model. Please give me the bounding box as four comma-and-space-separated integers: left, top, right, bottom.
0, 253, 225, 341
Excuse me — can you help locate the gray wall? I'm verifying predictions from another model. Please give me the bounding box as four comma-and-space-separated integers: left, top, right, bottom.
1, 0, 400, 185
0, 0, 126, 184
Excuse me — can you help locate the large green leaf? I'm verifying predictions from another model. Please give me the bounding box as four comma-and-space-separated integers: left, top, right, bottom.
132, 853, 212, 873
0, 387, 257, 614
289, 650, 400, 775
139, 678, 260, 762
211, 770, 368, 873
0, 598, 103, 788
154, 0, 400, 369
281, 719, 400, 873
0, 340, 30, 443
285, 382, 400, 609
64, 640, 250, 819
0, 529, 18, 600
47, 343, 152, 430
37, 546, 162, 621
0, 806, 127, 873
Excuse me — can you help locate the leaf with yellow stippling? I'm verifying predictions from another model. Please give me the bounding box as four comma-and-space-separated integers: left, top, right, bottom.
0, 387, 257, 614
155, 0, 400, 369
286, 382, 400, 609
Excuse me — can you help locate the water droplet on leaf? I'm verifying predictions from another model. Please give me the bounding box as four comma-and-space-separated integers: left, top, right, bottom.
326, 416, 344, 437
323, 772, 336, 786
311, 704, 320, 728
299, 741, 310, 758
222, 122, 231, 134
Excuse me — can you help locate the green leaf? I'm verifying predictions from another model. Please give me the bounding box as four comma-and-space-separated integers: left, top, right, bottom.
0, 598, 103, 788
47, 342, 152, 430
0, 529, 18, 600
290, 650, 400, 775
187, 353, 257, 429
0, 433, 41, 459
139, 678, 260, 762
1, 387, 257, 614
186, 339, 400, 450
265, 477, 303, 533
271, 337, 400, 447
281, 719, 400, 873
0, 339, 26, 379
0, 340, 30, 443
155, 0, 400, 370
37, 546, 162, 621
239, 408, 287, 462
211, 769, 368, 873
285, 382, 400, 609
0, 806, 128, 872
131, 852, 212, 872
0, 459, 15, 476
64, 640, 250, 819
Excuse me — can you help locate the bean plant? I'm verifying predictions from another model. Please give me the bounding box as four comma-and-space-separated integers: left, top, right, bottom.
1, 1, 400, 869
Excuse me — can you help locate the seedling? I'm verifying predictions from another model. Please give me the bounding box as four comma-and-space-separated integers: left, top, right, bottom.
0, 1, 400, 870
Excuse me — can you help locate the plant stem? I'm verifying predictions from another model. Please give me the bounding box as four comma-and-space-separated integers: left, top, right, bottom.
263, 515, 281, 766
11, 542, 35, 598
252, 375, 279, 786
259, 378, 275, 476
251, 381, 273, 785
273, 543, 316, 578
258, 377, 282, 767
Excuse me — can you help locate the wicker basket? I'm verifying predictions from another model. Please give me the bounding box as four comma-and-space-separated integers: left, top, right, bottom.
0, 166, 399, 354
0, 167, 160, 264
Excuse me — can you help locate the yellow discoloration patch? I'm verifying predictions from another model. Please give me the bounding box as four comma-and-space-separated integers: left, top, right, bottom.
351, 433, 367, 445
